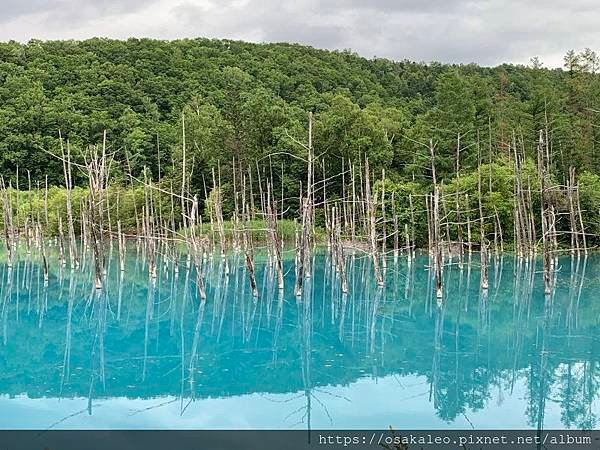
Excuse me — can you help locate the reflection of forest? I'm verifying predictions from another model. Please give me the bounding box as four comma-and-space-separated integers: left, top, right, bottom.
0, 252, 598, 429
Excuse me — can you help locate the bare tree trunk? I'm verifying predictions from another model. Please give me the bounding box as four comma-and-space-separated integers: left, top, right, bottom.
365, 159, 383, 287
429, 139, 443, 299
26, 170, 32, 254
571, 167, 588, 255
465, 194, 473, 256
405, 224, 411, 267
537, 130, 552, 296
513, 138, 524, 258
380, 169, 387, 272
295, 112, 315, 297
0, 177, 14, 268
433, 186, 443, 299
266, 181, 284, 290
117, 219, 125, 272
189, 195, 207, 300
243, 203, 259, 298
37, 223, 49, 285
44, 175, 49, 230
409, 193, 416, 259
143, 170, 157, 280
212, 166, 227, 260
332, 205, 348, 294
478, 135, 489, 291
58, 214, 66, 266
60, 133, 78, 269
351, 162, 357, 241
576, 187, 587, 256
455, 133, 464, 269
85, 131, 112, 289
391, 192, 399, 259
567, 167, 579, 256
494, 207, 504, 254
180, 113, 188, 230
426, 194, 433, 256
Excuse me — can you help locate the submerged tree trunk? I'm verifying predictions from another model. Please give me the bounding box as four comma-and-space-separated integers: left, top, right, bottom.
365, 159, 383, 287
243, 203, 259, 298
295, 112, 315, 298
0, 177, 14, 268
60, 134, 78, 269
478, 135, 489, 291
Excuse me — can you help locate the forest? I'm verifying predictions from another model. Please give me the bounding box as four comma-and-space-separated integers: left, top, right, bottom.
1, 38, 600, 247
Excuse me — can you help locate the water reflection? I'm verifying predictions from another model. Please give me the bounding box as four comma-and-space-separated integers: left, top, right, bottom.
0, 245, 598, 430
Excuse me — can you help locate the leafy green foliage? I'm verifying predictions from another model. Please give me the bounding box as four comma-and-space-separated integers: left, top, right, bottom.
2, 39, 600, 246
1, 39, 598, 184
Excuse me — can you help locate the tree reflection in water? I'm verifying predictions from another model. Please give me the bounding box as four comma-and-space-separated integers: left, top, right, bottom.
0, 248, 598, 430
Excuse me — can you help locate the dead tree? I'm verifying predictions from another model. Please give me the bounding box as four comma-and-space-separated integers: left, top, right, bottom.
426, 194, 433, 255
494, 206, 504, 254
294, 112, 315, 298
58, 214, 66, 266
513, 137, 524, 258
350, 162, 357, 241
455, 133, 464, 269
0, 177, 14, 267
568, 167, 588, 256
409, 193, 416, 260
26, 171, 32, 254
84, 131, 113, 289
512, 134, 534, 258
537, 130, 554, 296
143, 169, 157, 280
567, 167, 580, 256
117, 218, 126, 272
477, 135, 489, 291
37, 223, 49, 285
188, 195, 207, 300
266, 182, 284, 290
380, 169, 387, 272
243, 203, 259, 298
429, 139, 443, 299
365, 159, 384, 287
465, 194, 473, 256
180, 113, 188, 230
60, 133, 78, 269
433, 187, 443, 299
391, 191, 399, 259
212, 166, 227, 259
575, 184, 587, 256
332, 205, 349, 294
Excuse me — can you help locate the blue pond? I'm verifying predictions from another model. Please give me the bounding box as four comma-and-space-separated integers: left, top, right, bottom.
0, 245, 598, 430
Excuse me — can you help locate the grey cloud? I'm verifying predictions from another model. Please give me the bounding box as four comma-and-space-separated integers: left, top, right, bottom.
0, 0, 158, 25
166, 0, 600, 66
320, 0, 477, 15
0, 0, 50, 21
1, 0, 599, 67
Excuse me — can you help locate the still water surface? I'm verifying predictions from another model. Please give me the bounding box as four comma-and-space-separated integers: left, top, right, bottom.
0, 247, 598, 429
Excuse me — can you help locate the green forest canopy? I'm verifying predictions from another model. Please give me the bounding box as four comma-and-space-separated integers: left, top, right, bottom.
2, 38, 600, 242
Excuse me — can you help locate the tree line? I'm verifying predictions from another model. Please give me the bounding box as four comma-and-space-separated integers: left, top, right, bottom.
2, 38, 600, 245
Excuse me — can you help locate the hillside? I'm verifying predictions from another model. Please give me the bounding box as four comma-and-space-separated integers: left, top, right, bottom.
1, 39, 596, 182
2, 39, 600, 245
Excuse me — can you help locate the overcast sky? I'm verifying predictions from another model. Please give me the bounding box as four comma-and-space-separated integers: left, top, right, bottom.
0, 0, 597, 67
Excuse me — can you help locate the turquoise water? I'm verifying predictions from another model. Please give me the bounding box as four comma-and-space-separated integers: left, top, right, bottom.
0, 245, 598, 430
